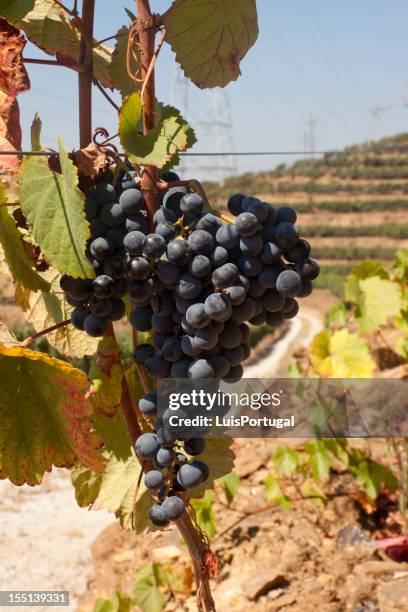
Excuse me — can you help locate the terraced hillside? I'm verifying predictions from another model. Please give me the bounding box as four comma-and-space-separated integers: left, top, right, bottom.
205, 133, 408, 295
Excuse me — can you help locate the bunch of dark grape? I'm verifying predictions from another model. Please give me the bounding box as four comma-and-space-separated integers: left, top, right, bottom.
61, 170, 320, 527
60, 170, 144, 337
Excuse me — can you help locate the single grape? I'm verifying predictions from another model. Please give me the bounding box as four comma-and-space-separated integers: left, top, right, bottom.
261, 242, 281, 264
275, 222, 300, 249
61, 276, 93, 300
259, 266, 280, 289
130, 306, 153, 331
276, 205, 297, 224
181, 335, 201, 357
232, 297, 256, 322
250, 311, 266, 325
155, 447, 176, 468
284, 299, 300, 319
92, 182, 115, 205
171, 359, 192, 378
145, 352, 171, 378
122, 171, 141, 191
100, 202, 125, 227
237, 255, 263, 277
176, 273, 202, 299
188, 359, 214, 379
227, 193, 246, 216
128, 279, 153, 302
212, 263, 239, 289
83, 314, 108, 337
216, 224, 239, 249
144, 470, 164, 490
186, 303, 209, 329
240, 234, 263, 256
156, 221, 178, 242
139, 392, 157, 416
295, 258, 320, 280
163, 187, 187, 218
106, 227, 127, 248
235, 212, 259, 236
225, 284, 246, 306
167, 239, 190, 265
248, 278, 266, 298
276, 270, 302, 297
285, 239, 311, 263
263, 288, 285, 312
90, 297, 113, 318
127, 257, 150, 281
209, 245, 229, 268
125, 214, 148, 234
194, 326, 218, 351
156, 261, 181, 287
123, 231, 145, 257
71, 307, 88, 331
265, 311, 285, 327
196, 213, 222, 236
149, 504, 169, 527
156, 425, 176, 447
188, 255, 211, 278
152, 314, 174, 334
90, 218, 106, 238
176, 463, 204, 489
93, 275, 115, 299
219, 322, 242, 349
143, 233, 167, 259
160, 170, 180, 183
246, 199, 269, 222
226, 364, 244, 381
134, 343, 155, 364
204, 293, 232, 322
162, 337, 183, 362
297, 279, 313, 298
188, 230, 214, 255
153, 207, 177, 224
162, 496, 185, 520
90, 237, 114, 261
103, 256, 126, 279
119, 188, 144, 214
135, 432, 160, 459
191, 460, 210, 483
210, 355, 230, 378
175, 295, 194, 315
180, 193, 204, 216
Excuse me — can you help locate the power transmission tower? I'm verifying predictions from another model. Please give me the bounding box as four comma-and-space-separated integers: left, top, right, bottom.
170, 65, 237, 182
303, 112, 319, 158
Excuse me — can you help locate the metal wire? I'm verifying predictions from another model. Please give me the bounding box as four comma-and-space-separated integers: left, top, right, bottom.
0, 149, 339, 157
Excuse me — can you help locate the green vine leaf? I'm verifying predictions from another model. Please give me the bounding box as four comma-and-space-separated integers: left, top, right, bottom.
311, 329, 376, 378
110, 26, 139, 98
355, 277, 401, 332
119, 94, 196, 169
264, 474, 292, 509
162, 0, 259, 89
273, 446, 299, 475
0, 0, 34, 21
220, 472, 240, 505
190, 490, 217, 539
1, 0, 113, 87
0, 345, 104, 485
189, 435, 235, 499
0, 205, 50, 293
26, 269, 99, 358
72, 411, 153, 532
132, 564, 166, 612
20, 138, 94, 279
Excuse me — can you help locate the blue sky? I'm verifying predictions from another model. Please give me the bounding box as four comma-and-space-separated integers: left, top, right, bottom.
18, 0, 408, 179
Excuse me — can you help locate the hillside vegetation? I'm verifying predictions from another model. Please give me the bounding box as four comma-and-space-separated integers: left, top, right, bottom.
205, 133, 408, 295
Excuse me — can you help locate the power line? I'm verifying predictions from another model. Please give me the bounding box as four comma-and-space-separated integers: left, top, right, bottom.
0, 149, 341, 157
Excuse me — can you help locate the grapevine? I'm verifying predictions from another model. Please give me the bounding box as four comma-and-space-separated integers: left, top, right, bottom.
0, 1, 324, 610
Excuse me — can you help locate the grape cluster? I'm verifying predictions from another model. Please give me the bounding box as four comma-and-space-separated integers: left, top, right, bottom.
60, 170, 146, 337
61, 171, 320, 527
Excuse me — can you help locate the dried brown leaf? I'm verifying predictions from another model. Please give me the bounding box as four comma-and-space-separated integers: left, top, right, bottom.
0, 91, 21, 173
0, 18, 30, 97
73, 143, 107, 179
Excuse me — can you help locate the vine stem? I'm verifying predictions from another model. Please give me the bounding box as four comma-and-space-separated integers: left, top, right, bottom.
78, 0, 95, 147
23, 320, 71, 346
133, 2, 217, 610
